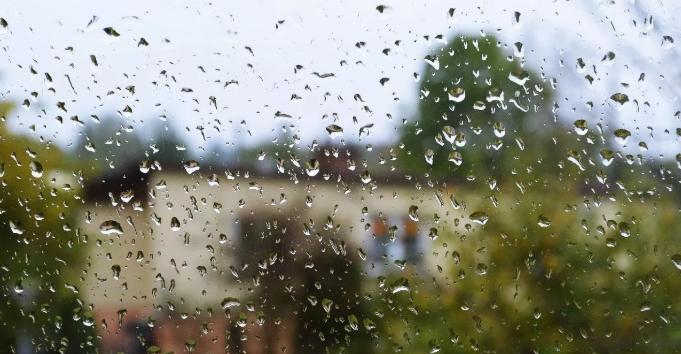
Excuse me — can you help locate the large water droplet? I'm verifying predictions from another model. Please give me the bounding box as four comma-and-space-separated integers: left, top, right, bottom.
408, 205, 419, 222
326, 124, 343, 139
424, 149, 434, 165
610, 93, 629, 105
99, 220, 123, 235
305, 159, 320, 176
537, 215, 551, 228
221, 297, 241, 309
183, 160, 201, 174
469, 211, 489, 225
448, 87, 465, 102
573, 119, 588, 135
29, 161, 43, 178
9, 220, 24, 235
448, 151, 463, 166
614, 129, 631, 144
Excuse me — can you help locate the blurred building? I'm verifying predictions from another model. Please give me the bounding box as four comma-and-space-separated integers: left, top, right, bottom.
78, 146, 460, 353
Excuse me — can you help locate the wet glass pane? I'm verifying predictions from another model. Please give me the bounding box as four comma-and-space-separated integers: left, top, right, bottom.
1, 1, 681, 353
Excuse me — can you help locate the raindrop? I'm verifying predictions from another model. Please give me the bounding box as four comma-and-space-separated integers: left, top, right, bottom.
99, 220, 123, 235
448, 87, 465, 102
424, 149, 434, 165
662, 35, 675, 49
618, 222, 631, 237
573, 119, 588, 135
473, 101, 486, 110
512, 11, 521, 27
170, 217, 181, 231
305, 159, 320, 176
408, 205, 419, 222
475, 263, 488, 275
183, 160, 200, 174
111, 265, 121, 280
600, 149, 615, 166
389, 278, 410, 294
672, 254, 681, 270
360, 170, 372, 184
103, 27, 120, 37
326, 124, 344, 139
321, 298, 334, 313
610, 93, 629, 105
448, 151, 463, 166
601, 51, 616, 65
29, 161, 43, 178
120, 189, 134, 203
614, 129, 631, 144
469, 211, 489, 225
221, 297, 241, 309
442, 126, 456, 143
493, 122, 506, 138
537, 215, 551, 228
9, 220, 24, 235
424, 55, 440, 70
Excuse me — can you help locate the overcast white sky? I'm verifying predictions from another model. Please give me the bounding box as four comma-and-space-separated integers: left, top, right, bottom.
1, 0, 680, 159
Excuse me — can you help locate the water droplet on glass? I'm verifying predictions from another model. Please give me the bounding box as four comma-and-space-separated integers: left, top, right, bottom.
448, 87, 466, 102
614, 129, 631, 144
662, 35, 675, 49
360, 170, 372, 184
408, 205, 419, 222
424, 55, 440, 70
9, 220, 24, 235
493, 122, 506, 138
221, 297, 241, 309
671, 254, 681, 270
326, 124, 344, 139
183, 160, 201, 174
103, 27, 120, 37
469, 211, 489, 225
424, 149, 434, 165
0, 18, 8, 34
610, 93, 629, 105
537, 215, 551, 228
448, 151, 463, 166
600, 149, 615, 166
305, 159, 320, 176
99, 220, 123, 235
111, 265, 121, 280
573, 119, 588, 135
29, 161, 43, 178
170, 217, 181, 231
120, 189, 134, 203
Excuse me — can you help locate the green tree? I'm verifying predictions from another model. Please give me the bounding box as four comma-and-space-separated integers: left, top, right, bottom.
399, 35, 556, 182
0, 102, 96, 353
379, 33, 681, 354
372, 192, 681, 353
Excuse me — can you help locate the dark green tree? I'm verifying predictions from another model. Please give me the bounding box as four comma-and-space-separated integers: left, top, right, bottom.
399, 35, 556, 182
0, 101, 96, 353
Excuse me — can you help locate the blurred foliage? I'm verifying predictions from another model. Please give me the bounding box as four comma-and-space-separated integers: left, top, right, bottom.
384, 34, 681, 353
0, 102, 95, 353
399, 35, 558, 181
370, 194, 681, 353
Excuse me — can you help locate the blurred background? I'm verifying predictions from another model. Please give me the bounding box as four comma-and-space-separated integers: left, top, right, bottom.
1, 1, 680, 353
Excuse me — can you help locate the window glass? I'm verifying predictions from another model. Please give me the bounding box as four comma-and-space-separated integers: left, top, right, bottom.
1, 1, 681, 353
